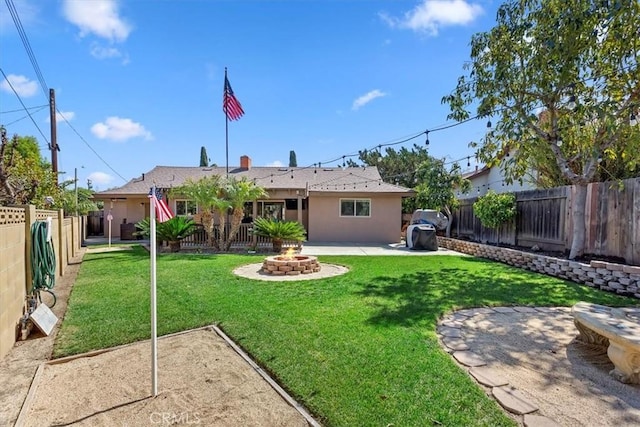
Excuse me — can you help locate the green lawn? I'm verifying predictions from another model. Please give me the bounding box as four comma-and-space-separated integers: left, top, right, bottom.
55, 247, 637, 426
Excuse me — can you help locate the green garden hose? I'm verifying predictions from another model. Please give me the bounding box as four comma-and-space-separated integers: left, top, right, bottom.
31, 221, 56, 292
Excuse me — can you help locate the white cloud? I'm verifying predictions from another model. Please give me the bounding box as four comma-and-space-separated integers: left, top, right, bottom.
87, 171, 113, 186
62, 0, 132, 42
380, 0, 483, 36
352, 89, 387, 111
90, 44, 121, 59
266, 160, 284, 167
0, 74, 38, 97
91, 116, 153, 141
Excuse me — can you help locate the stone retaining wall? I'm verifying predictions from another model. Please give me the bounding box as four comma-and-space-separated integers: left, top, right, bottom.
437, 237, 640, 299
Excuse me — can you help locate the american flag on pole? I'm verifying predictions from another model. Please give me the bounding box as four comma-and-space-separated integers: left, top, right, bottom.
148, 188, 174, 222
223, 75, 244, 121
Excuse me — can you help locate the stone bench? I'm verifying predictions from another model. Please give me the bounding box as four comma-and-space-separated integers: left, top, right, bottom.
571, 302, 640, 384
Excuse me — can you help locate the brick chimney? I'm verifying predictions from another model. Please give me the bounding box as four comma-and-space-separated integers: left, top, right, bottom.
240, 155, 251, 170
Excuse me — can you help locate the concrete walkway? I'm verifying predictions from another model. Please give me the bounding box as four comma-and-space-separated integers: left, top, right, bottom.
300, 241, 465, 256
83, 237, 466, 256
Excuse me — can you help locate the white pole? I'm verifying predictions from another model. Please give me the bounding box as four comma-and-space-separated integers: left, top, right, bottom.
150, 186, 158, 397
108, 200, 113, 249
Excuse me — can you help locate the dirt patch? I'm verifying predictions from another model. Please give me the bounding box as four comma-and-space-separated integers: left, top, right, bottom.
18, 328, 311, 427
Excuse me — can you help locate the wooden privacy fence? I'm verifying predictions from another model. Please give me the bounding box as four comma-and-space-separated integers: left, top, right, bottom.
0, 206, 84, 361
451, 177, 640, 265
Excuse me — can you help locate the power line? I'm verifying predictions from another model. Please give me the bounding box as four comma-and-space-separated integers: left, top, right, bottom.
4, 0, 49, 99
0, 104, 48, 114
2, 105, 48, 126
0, 67, 50, 146
55, 108, 128, 183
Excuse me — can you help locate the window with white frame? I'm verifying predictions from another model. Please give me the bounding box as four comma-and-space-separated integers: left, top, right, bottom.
175, 200, 197, 216
340, 199, 371, 217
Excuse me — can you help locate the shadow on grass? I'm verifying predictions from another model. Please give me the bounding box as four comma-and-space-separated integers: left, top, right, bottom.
355, 258, 636, 329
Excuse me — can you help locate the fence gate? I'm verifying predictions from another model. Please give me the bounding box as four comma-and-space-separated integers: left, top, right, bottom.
86, 211, 104, 236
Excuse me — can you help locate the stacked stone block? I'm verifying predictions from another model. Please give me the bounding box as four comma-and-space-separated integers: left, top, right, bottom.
261, 256, 321, 276
437, 237, 640, 299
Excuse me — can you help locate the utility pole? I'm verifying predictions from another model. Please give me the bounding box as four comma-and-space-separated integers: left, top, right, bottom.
49, 88, 59, 185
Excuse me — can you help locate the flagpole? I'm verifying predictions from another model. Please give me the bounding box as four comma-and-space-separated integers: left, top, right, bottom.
150, 185, 158, 397
225, 67, 229, 178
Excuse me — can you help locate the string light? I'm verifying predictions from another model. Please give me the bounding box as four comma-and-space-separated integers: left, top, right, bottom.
486, 120, 492, 129
631, 113, 638, 126
425, 130, 430, 146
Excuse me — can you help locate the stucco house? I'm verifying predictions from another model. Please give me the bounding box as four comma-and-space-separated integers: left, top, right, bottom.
458, 162, 537, 199
93, 155, 414, 243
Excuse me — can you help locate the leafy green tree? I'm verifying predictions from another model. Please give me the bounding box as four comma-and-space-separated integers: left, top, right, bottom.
347, 143, 432, 213
289, 150, 297, 167
414, 159, 470, 237
473, 190, 517, 229
57, 181, 99, 215
199, 146, 209, 167
0, 127, 62, 207
443, 0, 640, 259
222, 177, 267, 250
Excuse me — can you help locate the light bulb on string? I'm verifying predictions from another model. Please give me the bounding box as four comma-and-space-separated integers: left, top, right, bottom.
631, 113, 638, 126
467, 156, 470, 167
486, 120, 492, 129
425, 130, 430, 146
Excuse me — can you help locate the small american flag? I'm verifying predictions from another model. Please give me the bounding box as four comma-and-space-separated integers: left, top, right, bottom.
223, 75, 244, 121
148, 188, 173, 222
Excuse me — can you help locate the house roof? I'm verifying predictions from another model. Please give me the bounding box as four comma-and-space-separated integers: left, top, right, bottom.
462, 166, 490, 180
94, 165, 413, 198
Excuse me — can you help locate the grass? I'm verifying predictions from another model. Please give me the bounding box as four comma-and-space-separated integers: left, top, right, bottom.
55, 247, 638, 426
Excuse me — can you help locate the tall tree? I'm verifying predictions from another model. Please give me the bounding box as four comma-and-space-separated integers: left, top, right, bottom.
414, 159, 470, 237
443, 0, 640, 259
289, 150, 297, 167
347, 143, 432, 212
199, 146, 209, 167
222, 177, 267, 250
0, 127, 62, 207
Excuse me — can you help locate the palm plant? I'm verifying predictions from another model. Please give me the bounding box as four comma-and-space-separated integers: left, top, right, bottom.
223, 177, 267, 251
134, 216, 197, 252
171, 176, 226, 250
252, 218, 306, 253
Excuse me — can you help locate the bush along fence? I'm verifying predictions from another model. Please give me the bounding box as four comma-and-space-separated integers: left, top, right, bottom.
451, 177, 640, 266
0, 205, 84, 361
438, 237, 640, 299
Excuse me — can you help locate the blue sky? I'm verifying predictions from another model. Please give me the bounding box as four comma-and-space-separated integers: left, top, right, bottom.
1, 0, 498, 191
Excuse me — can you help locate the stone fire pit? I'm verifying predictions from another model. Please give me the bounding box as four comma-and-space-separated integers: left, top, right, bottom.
261, 255, 321, 276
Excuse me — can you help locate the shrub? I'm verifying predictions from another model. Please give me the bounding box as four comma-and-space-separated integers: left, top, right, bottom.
252, 218, 306, 252
134, 216, 197, 252
473, 190, 516, 229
